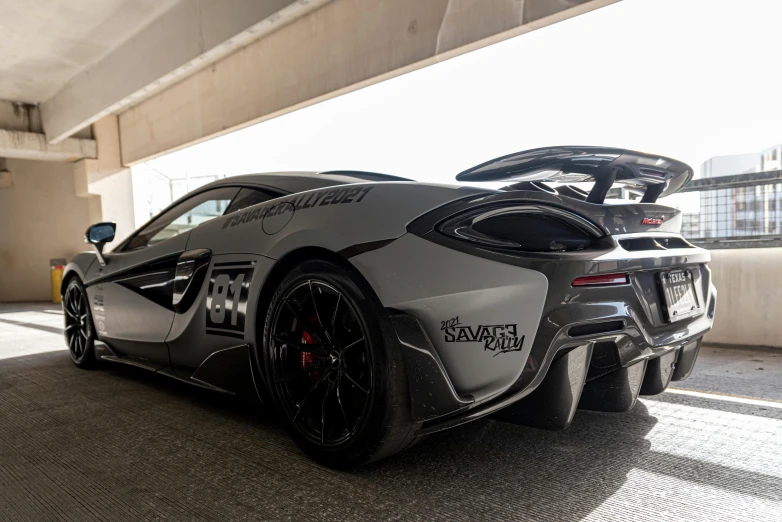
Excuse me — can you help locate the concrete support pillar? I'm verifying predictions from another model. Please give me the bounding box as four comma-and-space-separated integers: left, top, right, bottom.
0, 115, 135, 301
0, 159, 93, 302
72, 116, 135, 245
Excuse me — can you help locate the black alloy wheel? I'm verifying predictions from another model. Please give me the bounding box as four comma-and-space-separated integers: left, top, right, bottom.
261, 258, 418, 467
269, 279, 373, 446
63, 278, 96, 367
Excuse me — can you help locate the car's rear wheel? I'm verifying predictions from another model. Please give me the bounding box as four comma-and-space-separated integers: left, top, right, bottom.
63, 277, 96, 368
260, 258, 417, 467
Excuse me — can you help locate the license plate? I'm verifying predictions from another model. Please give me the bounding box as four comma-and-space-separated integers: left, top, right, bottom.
659, 270, 700, 323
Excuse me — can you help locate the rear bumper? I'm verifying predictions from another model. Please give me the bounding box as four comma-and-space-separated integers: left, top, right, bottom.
392, 268, 716, 435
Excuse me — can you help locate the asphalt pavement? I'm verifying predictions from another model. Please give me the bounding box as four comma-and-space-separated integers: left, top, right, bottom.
0, 303, 780, 521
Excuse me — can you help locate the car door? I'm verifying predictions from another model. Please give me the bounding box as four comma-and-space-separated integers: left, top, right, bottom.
165, 186, 285, 369
85, 186, 239, 363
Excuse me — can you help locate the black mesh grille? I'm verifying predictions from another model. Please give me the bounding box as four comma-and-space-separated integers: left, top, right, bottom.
472, 214, 592, 252
620, 237, 694, 251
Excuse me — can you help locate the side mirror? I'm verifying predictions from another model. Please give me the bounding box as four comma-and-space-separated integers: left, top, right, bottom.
85, 222, 116, 266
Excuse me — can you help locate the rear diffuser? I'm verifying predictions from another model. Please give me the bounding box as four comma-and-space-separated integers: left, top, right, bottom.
578, 358, 648, 412
492, 344, 592, 430
640, 349, 677, 395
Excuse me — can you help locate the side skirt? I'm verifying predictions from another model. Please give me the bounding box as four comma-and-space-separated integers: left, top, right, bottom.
94, 341, 255, 397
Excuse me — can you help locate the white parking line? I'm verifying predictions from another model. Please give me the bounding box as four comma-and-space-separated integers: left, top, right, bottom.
666, 387, 782, 409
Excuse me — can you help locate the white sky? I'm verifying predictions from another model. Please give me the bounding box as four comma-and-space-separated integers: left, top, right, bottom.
145, 0, 782, 187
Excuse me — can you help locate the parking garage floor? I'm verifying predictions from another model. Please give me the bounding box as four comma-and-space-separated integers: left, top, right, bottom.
1, 303, 780, 522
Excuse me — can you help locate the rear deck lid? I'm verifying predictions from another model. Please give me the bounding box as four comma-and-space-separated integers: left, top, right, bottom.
456, 146, 693, 204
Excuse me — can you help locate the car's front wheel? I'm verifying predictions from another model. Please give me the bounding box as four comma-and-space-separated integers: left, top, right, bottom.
260, 258, 417, 467
63, 277, 97, 368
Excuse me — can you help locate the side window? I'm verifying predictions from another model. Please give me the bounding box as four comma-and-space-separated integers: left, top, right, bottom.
123, 187, 239, 251
223, 188, 280, 215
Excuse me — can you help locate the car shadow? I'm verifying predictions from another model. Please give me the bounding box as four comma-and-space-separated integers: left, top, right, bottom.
1, 349, 780, 521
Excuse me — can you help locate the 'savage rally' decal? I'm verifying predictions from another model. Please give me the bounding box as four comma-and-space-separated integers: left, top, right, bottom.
440, 316, 525, 356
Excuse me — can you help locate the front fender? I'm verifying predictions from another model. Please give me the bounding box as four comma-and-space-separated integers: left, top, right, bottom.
61, 252, 97, 294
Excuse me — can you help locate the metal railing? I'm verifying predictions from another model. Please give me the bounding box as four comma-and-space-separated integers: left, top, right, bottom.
678, 170, 782, 249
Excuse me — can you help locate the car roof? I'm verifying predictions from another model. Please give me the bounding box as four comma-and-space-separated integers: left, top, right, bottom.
200, 170, 414, 194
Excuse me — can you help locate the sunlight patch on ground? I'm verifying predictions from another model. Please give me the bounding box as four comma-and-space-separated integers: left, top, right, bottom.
585, 468, 781, 522
667, 387, 782, 408
640, 395, 782, 481
0, 306, 66, 360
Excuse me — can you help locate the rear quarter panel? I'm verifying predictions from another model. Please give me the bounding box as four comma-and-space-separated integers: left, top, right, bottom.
352, 234, 549, 402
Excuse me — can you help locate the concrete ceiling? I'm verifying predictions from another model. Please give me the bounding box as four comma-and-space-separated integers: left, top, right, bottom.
1, 0, 327, 144
0, 0, 617, 165
0, 0, 179, 103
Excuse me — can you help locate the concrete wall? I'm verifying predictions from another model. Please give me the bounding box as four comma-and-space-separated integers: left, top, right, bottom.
0, 159, 95, 302
705, 248, 782, 348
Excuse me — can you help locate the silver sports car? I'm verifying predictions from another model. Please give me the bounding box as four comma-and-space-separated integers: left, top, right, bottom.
61, 146, 717, 467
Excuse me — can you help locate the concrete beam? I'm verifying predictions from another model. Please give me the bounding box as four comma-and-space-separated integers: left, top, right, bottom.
118, 0, 619, 165
0, 100, 42, 133
40, 0, 331, 145
0, 129, 96, 162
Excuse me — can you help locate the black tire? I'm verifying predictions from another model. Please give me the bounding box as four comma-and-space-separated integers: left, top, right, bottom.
63, 277, 97, 368
259, 258, 417, 467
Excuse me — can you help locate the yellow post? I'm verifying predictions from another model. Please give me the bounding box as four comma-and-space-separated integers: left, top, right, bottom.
50, 259, 65, 304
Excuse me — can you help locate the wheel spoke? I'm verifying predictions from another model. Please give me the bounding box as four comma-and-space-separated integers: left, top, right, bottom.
283, 298, 326, 343
292, 368, 331, 423
65, 324, 77, 332
308, 281, 329, 343
275, 367, 315, 384
330, 293, 341, 342
63, 306, 77, 320
342, 370, 368, 395
272, 334, 329, 356
320, 380, 334, 444
335, 379, 352, 432
68, 287, 79, 312
64, 293, 76, 316
340, 337, 365, 355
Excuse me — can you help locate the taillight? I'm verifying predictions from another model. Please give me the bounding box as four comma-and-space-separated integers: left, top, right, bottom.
572, 273, 629, 287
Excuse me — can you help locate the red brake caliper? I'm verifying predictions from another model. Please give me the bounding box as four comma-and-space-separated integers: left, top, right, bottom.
300, 321, 320, 382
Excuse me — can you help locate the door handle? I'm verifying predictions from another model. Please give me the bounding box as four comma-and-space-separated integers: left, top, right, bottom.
173, 249, 211, 313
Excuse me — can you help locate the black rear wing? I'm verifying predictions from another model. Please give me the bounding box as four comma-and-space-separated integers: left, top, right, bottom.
455, 146, 693, 204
